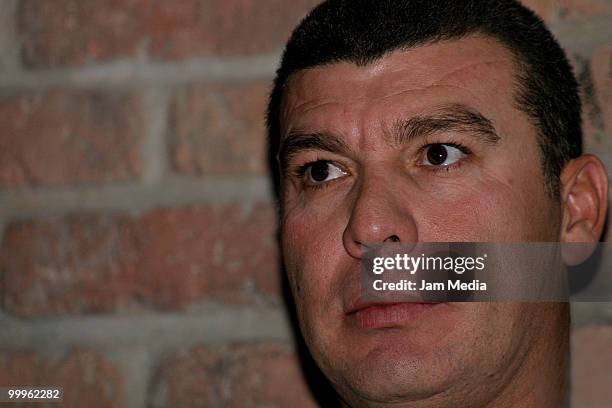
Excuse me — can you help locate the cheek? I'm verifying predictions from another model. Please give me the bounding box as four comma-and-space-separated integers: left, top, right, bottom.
281, 208, 351, 352
281, 204, 344, 304
419, 173, 557, 241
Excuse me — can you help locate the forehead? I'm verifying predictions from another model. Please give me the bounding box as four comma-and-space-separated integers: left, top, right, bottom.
280, 35, 523, 138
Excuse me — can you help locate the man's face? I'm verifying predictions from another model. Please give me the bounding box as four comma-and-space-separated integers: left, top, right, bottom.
279, 36, 564, 406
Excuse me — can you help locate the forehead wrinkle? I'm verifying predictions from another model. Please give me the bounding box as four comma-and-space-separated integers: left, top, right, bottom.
430, 58, 513, 86
288, 99, 344, 117
368, 58, 513, 103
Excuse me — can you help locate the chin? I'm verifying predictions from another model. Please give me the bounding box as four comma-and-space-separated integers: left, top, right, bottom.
304, 303, 504, 406
306, 327, 462, 405
330, 348, 460, 406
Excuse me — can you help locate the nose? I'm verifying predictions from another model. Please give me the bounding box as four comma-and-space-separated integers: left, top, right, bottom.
342, 177, 418, 259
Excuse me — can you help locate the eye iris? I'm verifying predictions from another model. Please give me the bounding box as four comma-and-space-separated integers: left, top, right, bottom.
310, 161, 330, 182
427, 144, 448, 165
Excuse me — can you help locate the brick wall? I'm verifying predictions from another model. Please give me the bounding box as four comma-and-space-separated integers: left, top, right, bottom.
0, 1, 610, 407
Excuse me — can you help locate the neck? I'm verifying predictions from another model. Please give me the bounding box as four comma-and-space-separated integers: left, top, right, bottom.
484, 322, 570, 408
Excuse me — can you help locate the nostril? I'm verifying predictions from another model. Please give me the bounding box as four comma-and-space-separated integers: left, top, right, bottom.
384, 235, 400, 243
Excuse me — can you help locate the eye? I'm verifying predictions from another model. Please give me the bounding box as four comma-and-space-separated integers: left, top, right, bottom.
421, 143, 467, 167
303, 160, 348, 185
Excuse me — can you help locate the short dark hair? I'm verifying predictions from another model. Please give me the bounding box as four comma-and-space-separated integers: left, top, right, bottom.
267, 0, 582, 198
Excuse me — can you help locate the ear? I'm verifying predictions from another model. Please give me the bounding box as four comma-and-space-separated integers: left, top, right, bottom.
559, 155, 609, 264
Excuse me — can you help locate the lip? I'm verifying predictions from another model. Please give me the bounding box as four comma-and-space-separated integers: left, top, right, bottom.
346, 302, 443, 329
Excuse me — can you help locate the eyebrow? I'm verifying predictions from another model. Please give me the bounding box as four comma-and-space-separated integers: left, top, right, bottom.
278, 131, 351, 171
278, 104, 500, 171
393, 104, 500, 146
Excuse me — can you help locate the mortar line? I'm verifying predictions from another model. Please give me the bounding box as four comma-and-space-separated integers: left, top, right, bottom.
141, 88, 171, 184
0, 306, 293, 352
0, 54, 280, 89
0, 176, 275, 220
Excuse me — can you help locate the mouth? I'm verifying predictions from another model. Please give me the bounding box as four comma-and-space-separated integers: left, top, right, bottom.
345, 302, 444, 329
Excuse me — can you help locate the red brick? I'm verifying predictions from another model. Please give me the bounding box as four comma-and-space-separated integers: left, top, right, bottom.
0, 204, 279, 317
18, 0, 320, 67
570, 47, 611, 165
226, 345, 318, 408
571, 325, 612, 407
559, 0, 612, 20
170, 82, 270, 175
0, 350, 124, 408
588, 47, 612, 172
150, 344, 317, 408
19, 0, 143, 68
520, 0, 612, 22
590, 47, 612, 132
0, 90, 143, 187
146, 0, 320, 60
520, 0, 560, 21
133, 203, 280, 302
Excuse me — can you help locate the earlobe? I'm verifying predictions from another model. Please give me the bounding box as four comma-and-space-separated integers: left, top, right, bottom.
559, 154, 609, 244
